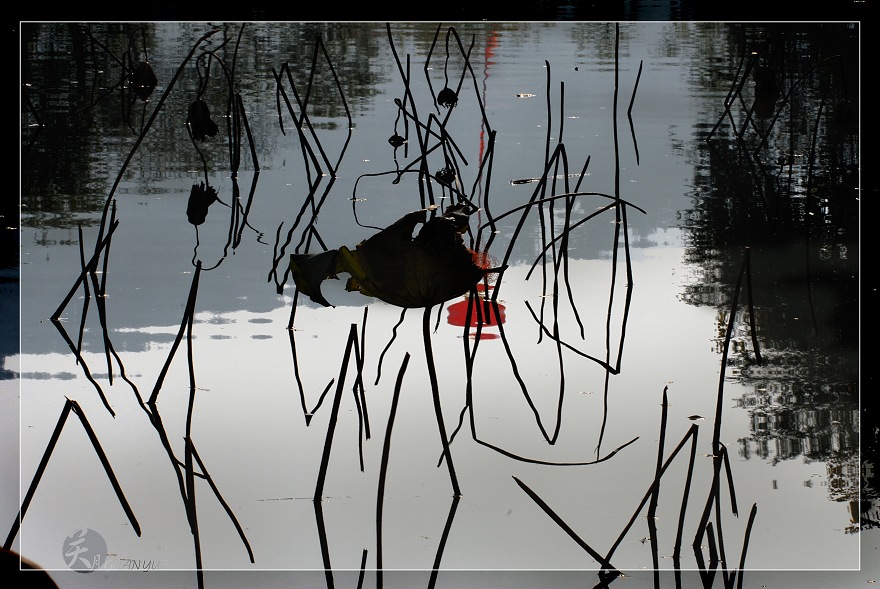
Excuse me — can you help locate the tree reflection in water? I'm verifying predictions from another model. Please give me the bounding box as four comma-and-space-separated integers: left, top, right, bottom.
685, 23, 862, 532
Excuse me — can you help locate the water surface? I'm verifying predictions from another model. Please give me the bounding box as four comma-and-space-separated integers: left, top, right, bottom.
13, 21, 861, 582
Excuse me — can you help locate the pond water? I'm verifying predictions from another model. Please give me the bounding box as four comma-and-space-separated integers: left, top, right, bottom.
12, 20, 865, 588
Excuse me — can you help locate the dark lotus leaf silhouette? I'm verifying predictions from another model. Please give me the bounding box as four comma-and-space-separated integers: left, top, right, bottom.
290, 205, 489, 308
437, 87, 458, 108
131, 61, 158, 101
289, 249, 340, 308
186, 182, 219, 225
187, 99, 220, 141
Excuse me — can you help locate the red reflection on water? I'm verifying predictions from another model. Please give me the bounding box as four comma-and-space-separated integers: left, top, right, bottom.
447, 284, 506, 340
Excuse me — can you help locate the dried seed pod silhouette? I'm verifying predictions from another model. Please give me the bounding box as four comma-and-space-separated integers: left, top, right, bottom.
435, 167, 456, 187
186, 99, 220, 141
186, 182, 219, 226
437, 87, 458, 109
130, 61, 158, 101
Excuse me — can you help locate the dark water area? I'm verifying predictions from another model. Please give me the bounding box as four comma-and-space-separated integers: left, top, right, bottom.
11, 0, 869, 22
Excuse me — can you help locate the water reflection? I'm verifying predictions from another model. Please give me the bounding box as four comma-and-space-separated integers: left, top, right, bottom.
14, 20, 862, 585
678, 23, 861, 529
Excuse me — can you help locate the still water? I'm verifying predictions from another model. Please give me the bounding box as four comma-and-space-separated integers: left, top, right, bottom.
13, 21, 862, 586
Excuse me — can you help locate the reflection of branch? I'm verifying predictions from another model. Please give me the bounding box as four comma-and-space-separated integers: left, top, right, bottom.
75, 225, 90, 357
142, 406, 190, 511
712, 248, 762, 452
513, 476, 618, 573
515, 374, 755, 579
66, 207, 145, 408
706, 51, 748, 142
148, 261, 202, 406
483, 188, 647, 302
697, 521, 721, 584
523, 301, 617, 373
231, 170, 264, 245
450, 295, 638, 465
275, 35, 353, 176
309, 324, 366, 586
288, 322, 335, 426
470, 433, 638, 467
87, 206, 143, 404
467, 55, 642, 449
732, 503, 759, 587
613, 203, 635, 373
423, 307, 461, 496
647, 387, 669, 584
672, 419, 700, 569
182, 438, 204, 588
50, 316, 115, 416
445, 288, 482, 455
458, 290, 638, 459
626, 60, 643, 166
559, 193, 584, 339
484, 301, 551, 443
374, 308, 407, 386
5, 399, 141, 550
594, 201, 638, 456
427, 494, 461, 588
314, 497, 334, 588
387, 25, 447, 168
314, 324, 360, 502
136, 401, 255, 584
604, 422, 698, 564
50, 220, 122, 415
376, 353, 409, 582
692, 444, 741, 580
187, 438, 255, 563
94, 201, 116, 382
650, 398, 667, 569
134, 253, 254, 577
51, 220, 119, 321
268, 40, 354, 293
802, 91, 826, 339
96, 29, 222, 243
353, 308, 371, 471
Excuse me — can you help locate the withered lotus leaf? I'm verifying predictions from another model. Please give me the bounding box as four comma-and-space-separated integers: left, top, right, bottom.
289, 206, 488, 308
289, 249, 340, 308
